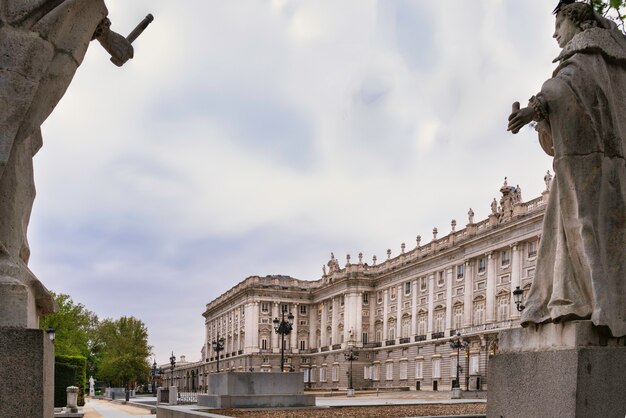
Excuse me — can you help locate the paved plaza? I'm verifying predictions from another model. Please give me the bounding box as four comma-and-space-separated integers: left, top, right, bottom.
82, 391, 486, 417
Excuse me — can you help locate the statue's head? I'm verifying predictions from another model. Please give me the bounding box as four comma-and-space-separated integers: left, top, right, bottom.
553, 2, 596, 48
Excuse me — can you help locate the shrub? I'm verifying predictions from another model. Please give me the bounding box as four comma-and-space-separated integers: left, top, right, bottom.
54, 355, 87, 407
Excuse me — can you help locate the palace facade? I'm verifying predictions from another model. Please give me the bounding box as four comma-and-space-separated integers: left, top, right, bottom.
164, 177, 550, 392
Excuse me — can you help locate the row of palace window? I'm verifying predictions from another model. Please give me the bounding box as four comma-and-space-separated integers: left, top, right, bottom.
301, 355, 482, 383
259, 303, 309, 315
210, 296, 513, 351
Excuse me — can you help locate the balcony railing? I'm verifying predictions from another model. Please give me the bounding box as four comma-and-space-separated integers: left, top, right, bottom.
432, 332, 445, 339
320, 346, 329, 352
415, 335, 426, 342
177, 391, 198, 405
399, 337, 410, 344
385, 340, 396, 346
332, 344, 342, 350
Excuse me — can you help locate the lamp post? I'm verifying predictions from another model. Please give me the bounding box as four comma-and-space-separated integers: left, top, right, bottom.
449, 331, 468, 398
169, 352, 176, 388
46, 327, 55, 343
513, 286, 525, 311
344, 340, 358, 397
272, 308, 294, 372
151, 359, 158, 394
212, 335, 225, 373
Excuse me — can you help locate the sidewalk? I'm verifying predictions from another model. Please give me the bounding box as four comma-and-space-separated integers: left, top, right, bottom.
84, 398, 155, 418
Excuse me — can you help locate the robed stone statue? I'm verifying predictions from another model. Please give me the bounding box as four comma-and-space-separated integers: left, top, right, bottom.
508, 1, 626, 337
0, 1, 150, 328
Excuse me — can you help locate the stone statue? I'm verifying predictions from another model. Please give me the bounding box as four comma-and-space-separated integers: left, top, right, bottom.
467, 208, 475, 224
490, 198, 498, 215
508, 1, 626, 337
513, 185, 522, 203
0, 1, 152, 328
543, 170, 553, 191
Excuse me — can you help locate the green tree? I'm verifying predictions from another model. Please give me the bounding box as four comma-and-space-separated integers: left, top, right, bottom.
40, 293, 100, 376
96, 316, 152, 388
590, 0, 625, 32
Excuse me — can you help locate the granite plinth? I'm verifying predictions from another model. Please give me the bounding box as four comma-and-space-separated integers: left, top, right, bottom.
0, 327, 54, 418
487, 321, 626, 418
198, 372, 315, 408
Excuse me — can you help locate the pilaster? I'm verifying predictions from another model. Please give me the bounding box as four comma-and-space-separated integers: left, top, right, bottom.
486, 252, 496, 323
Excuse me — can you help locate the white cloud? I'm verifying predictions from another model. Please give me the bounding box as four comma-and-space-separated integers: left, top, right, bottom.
29, 0, 559, 362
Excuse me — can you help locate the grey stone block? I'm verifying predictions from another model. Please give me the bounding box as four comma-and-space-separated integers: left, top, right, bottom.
487, 346, 626, 418
0, 327, 54, 418
199, 372, 315, 408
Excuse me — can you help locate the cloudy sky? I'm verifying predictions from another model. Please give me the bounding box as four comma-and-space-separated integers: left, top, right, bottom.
31, 0, 560, 365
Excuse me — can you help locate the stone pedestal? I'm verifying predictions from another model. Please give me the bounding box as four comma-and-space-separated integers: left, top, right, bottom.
0, 327, 54, 418
66, 386, 79, 413
487, 321, 626, 418
346, 388, 355, 397
198, 372, 315, 408
451, 387, 462, 399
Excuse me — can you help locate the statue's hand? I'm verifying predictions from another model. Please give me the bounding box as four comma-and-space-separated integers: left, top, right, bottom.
105, 31, 134, 66
507, 104, 534, 134
94, 19, 134, 67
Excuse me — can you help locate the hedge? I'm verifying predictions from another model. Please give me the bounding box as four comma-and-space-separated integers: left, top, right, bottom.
54, 355, 86, 407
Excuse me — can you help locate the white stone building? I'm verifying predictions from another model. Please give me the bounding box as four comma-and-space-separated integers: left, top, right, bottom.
168, 177, 549, 392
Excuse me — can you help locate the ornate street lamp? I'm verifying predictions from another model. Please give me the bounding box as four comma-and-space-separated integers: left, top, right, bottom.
449, 331, 468, 391
151, 359, 158, 394
169, 352, 176, 388
513, 286, 525, 312
273, 308, 294, 372
344, 340, 358, 397
212, 335, 225, 373
46, 327, 55, 342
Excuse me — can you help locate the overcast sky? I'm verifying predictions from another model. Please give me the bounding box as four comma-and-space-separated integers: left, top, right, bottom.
31, 0, 560, 365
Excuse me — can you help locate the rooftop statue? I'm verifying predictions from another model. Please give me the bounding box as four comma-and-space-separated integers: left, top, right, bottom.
508, 1, 626, 337
0, 1, 152, 328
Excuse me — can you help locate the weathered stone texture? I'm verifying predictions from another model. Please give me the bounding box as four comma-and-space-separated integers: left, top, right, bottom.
0, 327, 54, 418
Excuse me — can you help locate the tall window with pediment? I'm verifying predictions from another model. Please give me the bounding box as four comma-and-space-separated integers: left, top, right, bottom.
453, 306, 463, 330
388, 326, 395, 340
497, 296, 510, 322
434, 309, 445, 333
418, 315, 427, 335
402, 319, 410, 337
473, 301, 485, 325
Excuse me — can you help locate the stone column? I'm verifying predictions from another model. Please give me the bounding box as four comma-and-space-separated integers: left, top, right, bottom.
427, 274, 435, 337
320, 300, 328, 347
445, 268, 453, 333
463, 261, 474, 328
343, 295, 352, 345
354, 292, 363, 347
244, 303, 253, 351
486, 252, 496, 323
272, 302, 280, 353
291, 303, 299, 352
396, 285, 402, 339
331, 296, 339, 345
411, 280, 418, 335
251, 303, 259, 350
510, 243, 521, 320
369, 296, 376, 343
309, 303, 317, 349
382, 289, 389, 341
